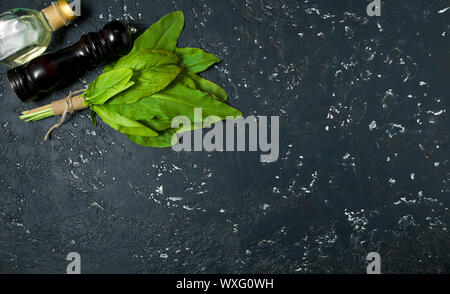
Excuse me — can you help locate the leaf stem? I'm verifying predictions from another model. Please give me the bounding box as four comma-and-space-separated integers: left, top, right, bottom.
20, 107, 54, 122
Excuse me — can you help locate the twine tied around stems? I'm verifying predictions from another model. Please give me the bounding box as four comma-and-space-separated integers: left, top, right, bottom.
44, 89, 87, 141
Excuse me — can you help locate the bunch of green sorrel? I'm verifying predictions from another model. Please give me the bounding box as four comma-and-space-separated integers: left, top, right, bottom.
20, 11, 242, 147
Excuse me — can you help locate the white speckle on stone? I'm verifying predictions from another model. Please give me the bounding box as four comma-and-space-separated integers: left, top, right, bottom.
91, 202, 104, 209
70, 170, 79, 179
426, 110, 445, 116
377, 21, 383, 32
172, 164, 182, 171
183, 205, 195, 211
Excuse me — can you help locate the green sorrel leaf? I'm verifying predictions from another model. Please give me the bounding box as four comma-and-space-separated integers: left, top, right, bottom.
108, 64, 183, 105
185, 71, 228, 102
90, 110, 97, 127
103, 62, 116, 73
127, 128, 177, 148
91, 105, 158, 137
101, 83, 241, 123
132, 11, 184, 53
114, 49, 180, 72
84, 68, 134, 105
175, 47, 221, 73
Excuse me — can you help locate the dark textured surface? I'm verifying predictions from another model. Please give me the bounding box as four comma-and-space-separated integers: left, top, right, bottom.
0, 0, 449, 274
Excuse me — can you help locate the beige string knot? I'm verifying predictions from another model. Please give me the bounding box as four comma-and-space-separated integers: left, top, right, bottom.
44, 89, 87, 141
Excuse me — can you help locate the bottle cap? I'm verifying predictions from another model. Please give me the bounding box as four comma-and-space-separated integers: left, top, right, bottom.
42, 0, 77, 31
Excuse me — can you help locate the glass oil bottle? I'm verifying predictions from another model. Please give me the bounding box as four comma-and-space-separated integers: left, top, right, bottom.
0, 0, 77, 68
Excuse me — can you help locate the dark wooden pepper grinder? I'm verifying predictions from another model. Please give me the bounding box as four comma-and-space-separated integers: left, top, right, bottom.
7, 20, 134, 103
